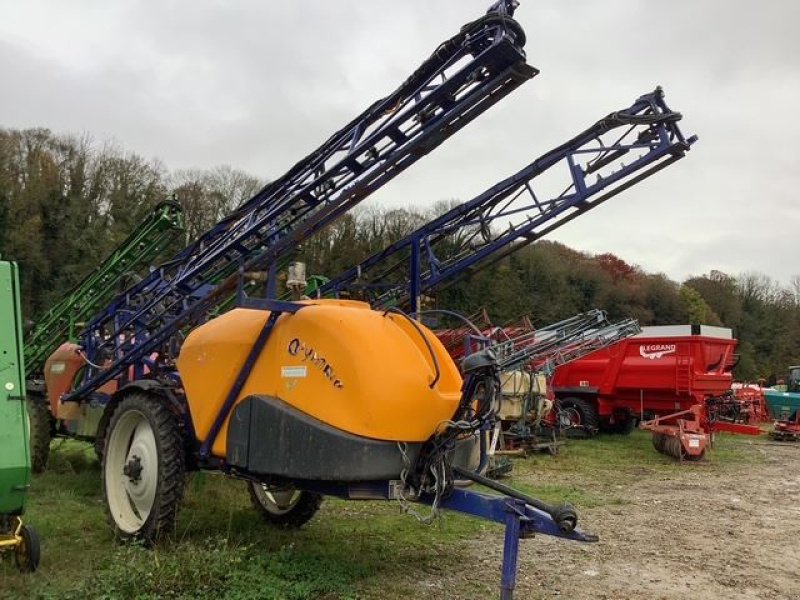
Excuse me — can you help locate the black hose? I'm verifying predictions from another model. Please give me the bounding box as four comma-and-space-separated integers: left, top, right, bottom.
412, 309, 486, 341
452, 465, 578, 533
384, 307, 441, 389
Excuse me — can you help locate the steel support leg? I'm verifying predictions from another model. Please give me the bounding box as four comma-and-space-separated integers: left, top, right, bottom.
304, 483, 596, 600
501, 499, 524, 600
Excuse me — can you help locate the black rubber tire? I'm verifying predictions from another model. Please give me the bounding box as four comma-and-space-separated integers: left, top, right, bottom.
102, 393, 185, 544
248, 482, 322, 528
14, 524, 41, 573
27, 394, 53, 474
556, 397, 600, 435
94, 400, 118, 464
613, 414, 636, 436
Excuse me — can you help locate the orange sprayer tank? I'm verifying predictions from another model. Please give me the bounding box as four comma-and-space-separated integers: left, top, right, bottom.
177, 300, 463, 459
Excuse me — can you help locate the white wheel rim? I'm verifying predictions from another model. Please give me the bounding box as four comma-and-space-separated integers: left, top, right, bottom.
559, 407, 581, 428
251, 483, 301, 515
105, 410, 159, 534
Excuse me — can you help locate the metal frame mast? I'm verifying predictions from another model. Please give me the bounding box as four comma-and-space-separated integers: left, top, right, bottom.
313, 88, 697, 311
64, 2, 537, 403
24, 200, 184, 375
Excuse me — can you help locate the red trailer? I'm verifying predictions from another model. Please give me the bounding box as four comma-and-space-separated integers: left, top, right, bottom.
550, 325, 737, 433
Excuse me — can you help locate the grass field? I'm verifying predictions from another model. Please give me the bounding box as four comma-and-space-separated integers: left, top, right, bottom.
0, 431, 759, 599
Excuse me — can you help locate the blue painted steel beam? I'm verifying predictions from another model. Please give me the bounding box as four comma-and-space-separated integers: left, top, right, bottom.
290, 479, 596, 599
63, 5, 536, 403
288, 478, 595, 543
314, 88, 697, 311
198, 301, 307, 459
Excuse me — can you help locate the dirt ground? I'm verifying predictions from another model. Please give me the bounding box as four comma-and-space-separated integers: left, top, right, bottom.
465, 442, 800, 600
6, 435, 798, 599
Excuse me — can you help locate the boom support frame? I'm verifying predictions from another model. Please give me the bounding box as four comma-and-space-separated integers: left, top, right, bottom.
24, 201, 184, 376
63, 7, 537, 404
313, 88, 697, 311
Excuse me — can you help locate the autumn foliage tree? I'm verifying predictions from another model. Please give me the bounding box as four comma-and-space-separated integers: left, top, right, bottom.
1, 126, 798, 383
0, 128, 262, 317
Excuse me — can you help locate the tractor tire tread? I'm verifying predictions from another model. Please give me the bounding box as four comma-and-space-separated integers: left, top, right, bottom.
15, 524, 41, 573
103, 393, 185, 544
557, 396, 600, 435
248, 483, 323, 529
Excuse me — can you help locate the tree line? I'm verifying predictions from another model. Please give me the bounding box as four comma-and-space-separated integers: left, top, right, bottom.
0, 128, 262, 317
1, 127, 797, 383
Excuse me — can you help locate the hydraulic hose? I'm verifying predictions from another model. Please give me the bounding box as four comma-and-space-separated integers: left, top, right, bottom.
452, 465, 578, 533
384, 307, 441, 389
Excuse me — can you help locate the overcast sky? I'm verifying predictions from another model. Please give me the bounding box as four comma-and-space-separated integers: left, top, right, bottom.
1, 0, 798, 284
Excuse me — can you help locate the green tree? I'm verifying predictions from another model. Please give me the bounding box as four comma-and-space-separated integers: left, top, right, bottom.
679, 285, 722, 325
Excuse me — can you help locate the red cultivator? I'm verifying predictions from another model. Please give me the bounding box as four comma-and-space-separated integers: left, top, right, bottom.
641, 402, 763, 461
724, 383, 771, 424
641, 405, 709, 461
771, 412, 800, 441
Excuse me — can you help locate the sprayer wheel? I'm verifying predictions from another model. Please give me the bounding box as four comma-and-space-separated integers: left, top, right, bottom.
248, 481, 322, 528
102, 393, 185, 543
14, 524, 41, 573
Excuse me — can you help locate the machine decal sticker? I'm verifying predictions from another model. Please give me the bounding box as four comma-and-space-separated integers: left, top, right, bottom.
287, 338, 344, 389
281, 366, 308, 378
639, 344, 677, 360
49, 361, 66, 374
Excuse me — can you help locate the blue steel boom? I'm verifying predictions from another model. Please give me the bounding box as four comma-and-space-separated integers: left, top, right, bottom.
63, 4, 536, 403
312, 88, 697, 311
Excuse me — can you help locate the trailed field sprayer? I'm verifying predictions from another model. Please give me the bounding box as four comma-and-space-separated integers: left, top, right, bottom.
486, 311, 642, 441
36, 3, 603, 597
431, 308, 642, 449
0, 260, 41, 572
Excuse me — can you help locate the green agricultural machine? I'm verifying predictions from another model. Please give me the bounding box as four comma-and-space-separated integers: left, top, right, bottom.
765, 366, 800, 440
0, 259, 40, 572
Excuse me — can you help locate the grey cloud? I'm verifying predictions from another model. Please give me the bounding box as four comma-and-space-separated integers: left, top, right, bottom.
1, 0, 797, 283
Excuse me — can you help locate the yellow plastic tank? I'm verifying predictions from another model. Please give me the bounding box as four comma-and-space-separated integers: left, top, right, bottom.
177, 300, 463, 458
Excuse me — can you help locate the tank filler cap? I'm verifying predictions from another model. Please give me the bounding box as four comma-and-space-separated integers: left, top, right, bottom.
286, 261, 308, 300
286, 261, 307, 288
